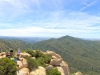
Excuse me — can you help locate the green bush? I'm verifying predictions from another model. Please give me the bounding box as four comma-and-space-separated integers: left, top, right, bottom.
42, 54, 51, 64
25, 50, 36, 57
26, 57, 38, 71
0, 58, 17, 75
35, 50, 44, 58
46, 68, 61, 75
26, 50, 52, 68
36, 57, 46, 67
25, 50, 44, 58
36, 52, 51, 67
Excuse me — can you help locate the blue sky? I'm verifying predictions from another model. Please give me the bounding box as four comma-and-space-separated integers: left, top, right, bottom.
0, 0, 100, 38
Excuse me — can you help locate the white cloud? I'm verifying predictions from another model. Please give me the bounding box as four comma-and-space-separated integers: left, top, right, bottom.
52, 23, 59, 29
0, 0, 100, 38
0, 21, 100, 38
1, 10, 100, 38
79, 0, 97, 11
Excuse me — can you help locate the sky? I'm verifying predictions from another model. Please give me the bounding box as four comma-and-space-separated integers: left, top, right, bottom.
0, 0, 100, 39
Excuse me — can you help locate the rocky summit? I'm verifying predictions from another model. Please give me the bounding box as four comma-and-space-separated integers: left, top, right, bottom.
0, 50, 70, 75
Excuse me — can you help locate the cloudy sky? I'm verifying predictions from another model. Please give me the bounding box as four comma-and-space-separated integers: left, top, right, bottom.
0, 0, 100, 38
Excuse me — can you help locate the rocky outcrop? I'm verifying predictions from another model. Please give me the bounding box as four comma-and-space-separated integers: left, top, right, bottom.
57, 67, 65, 75
0, 52, 6, 58
17, 58, 28, 70
59, 61, 70, 75
0, 50, 70, 75
46, 64, 53, 69
46, 51, 70, 75
46, 51, 62, 66
29, 66, 46, 75
50, 56, 62, 66
17, 68, 29, 75
20, 52, 31, 57
46, 50, 61, 58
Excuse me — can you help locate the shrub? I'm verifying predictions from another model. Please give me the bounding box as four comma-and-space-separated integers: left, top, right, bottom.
35, 50, 44, 58
25, 50, 36, 57
46, 68, 61, 75
36, 57, 46, 67
0, 58, 17, 75
43, 54, 51, 64
36, 53, 51, 67
25, 50, 44, 58
26, 57, 38, 71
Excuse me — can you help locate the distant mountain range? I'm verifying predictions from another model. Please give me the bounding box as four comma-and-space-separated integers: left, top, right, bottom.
33, 35, 100, 75
0, 39, 32, 51
0, 36, 50, 43
0, 35, 100, 75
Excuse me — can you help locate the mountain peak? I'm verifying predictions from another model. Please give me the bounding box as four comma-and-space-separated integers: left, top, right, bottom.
59, 35, 76, 39
0, 50, 70, 75
58, 35, 81, 41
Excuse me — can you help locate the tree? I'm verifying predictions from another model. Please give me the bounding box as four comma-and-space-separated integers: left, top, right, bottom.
0, 58, 17, 75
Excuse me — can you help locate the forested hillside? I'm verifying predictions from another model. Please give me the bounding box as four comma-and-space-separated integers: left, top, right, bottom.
0, 36, 49, 43
33, 35, 100, 75
0, 39, 31, 51
1, 35, 100, 75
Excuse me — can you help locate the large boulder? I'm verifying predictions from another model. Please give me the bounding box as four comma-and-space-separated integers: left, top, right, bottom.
46, 64, 53, 69
50, 56, 62, 66
17, 58, 28, 70
0, 52, 6, 55
57, 67, 65, 75
29, 66, 46, 75
0, 52, 6, 58
46, 51, 62, 66
20, 52, 31, 58
59, 61, 70, 75
17, 68, 29, 75
46, 51, 61, 58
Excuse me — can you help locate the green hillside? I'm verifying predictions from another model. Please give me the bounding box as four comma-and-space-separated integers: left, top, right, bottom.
0, 39, 31, 51
1, 35, 100, 74
0, 36, 49, 43
33, 35, 100, 75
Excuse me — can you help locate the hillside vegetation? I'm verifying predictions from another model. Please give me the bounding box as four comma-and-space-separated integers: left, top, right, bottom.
0, 39, 31, 51
0, 36, 49, 43
1, 35, 100, 75
33, 35, 100, 75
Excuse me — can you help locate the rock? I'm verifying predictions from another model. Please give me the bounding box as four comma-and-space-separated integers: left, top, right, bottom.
46, 51, 62, 66
29, 66, 46, 75
59, 61, 70, 75
0, 55, 6, 58
52, 56, 57, 59
57, 67, 65, 75
46, 64, 53, 69
0, 52, 6, 55
47, 51, 70, 75
17, 68, 29, 75
20, 52, 31, 58
0, 52, 6, 58
50, 57, 62, 66
31, 57, 36, 60
17, 58, 28, 70
74, 71, 83, 75
46, 51, 61, 58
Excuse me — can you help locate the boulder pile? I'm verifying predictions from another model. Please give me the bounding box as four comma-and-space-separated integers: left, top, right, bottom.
0, 50, 70, 75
